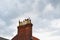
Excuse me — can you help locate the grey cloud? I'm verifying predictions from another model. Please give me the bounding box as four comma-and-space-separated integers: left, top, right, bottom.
51, 30, 60, 36
32, 17, 60, 32
0, 0, 34, 26
18, 0, 34, 4
0, 0, 34, 20
36, 0, 48, 12
36, 0, 60, 12
18, 0, 26, 3
0, 27, 15, 38
37, 2, 60, 20
49, 0, 60, 7
41, 5, 60, 19
37, 1, 46, 12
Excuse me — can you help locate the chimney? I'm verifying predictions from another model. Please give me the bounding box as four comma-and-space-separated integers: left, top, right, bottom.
17, 18, 33, 40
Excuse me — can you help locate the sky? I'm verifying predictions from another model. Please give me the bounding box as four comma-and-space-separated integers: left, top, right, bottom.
0, 0, 60, 40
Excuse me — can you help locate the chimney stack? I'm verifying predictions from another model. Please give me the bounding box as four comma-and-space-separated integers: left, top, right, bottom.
17, 18, 33, 40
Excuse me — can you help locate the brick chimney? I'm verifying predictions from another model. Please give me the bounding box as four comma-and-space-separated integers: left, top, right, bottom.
17, 18, 33, 40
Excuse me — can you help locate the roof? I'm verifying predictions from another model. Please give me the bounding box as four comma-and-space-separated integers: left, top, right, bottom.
33, 36, 40, 40
0, 37, 8, 40
12, 35, 18, 40
12, 35, 39, 40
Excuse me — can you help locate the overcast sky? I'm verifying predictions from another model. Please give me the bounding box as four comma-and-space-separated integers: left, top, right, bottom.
0, 0, 60, 40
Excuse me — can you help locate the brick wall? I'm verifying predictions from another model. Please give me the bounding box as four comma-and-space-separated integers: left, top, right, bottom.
17, 24, 32, 40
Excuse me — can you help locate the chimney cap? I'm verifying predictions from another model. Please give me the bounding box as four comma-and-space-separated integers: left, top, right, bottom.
19, 18, 31, 26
